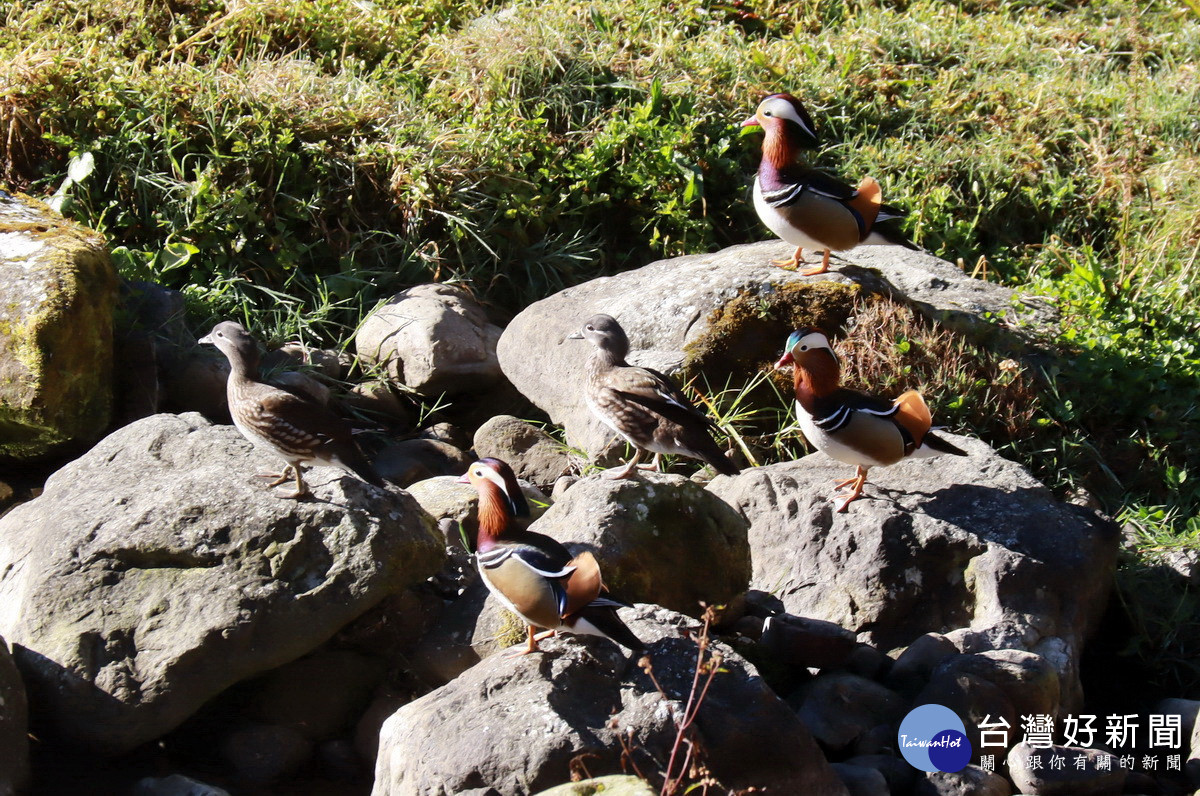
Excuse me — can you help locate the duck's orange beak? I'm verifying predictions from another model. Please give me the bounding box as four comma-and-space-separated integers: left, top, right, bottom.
456, 472, 471, 484
740, 115, 761, 129
774, 351, 794, 369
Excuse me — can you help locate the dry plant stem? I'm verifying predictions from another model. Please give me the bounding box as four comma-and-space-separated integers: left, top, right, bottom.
661, 610, 722, 796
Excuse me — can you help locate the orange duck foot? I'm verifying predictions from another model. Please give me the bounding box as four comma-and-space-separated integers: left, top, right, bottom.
507, 626, 547, 657
769, 246, 805, 270
797, 250, 832, 276
834, 466, 869, 513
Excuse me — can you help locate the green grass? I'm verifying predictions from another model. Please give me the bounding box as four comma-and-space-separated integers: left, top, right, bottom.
3, 0, 1200, 690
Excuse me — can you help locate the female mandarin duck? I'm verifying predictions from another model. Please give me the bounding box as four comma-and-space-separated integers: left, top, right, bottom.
200, 321, 383, 498
742, 93, 915, 275
460, 457, 644, 655
569, 314, 740, 479
776, 329, 966, 512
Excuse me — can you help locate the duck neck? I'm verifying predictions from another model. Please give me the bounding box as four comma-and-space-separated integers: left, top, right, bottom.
226, 346, 261, 382
759, 121, 806, 184
475, 480, 511, 553
794, 351, 840, 411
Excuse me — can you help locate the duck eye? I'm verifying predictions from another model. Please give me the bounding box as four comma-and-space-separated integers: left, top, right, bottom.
800, 345, 808, 351
585, 325, 594, 331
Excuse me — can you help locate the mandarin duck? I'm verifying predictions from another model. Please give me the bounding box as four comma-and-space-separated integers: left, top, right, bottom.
569, 314, 740, 479
776, 328, 966, 512
200, 321, 384, 498
742, 93, 915, 275
460, 457, 644, 655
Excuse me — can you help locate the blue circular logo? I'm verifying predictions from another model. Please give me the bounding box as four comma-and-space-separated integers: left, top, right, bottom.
898, 705, 972, 772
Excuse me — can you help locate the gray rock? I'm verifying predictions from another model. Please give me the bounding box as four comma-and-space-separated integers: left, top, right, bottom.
0, 635, 29, 795
497, 240, 1054, 458
221, 722, 313, 784
163, 348, 232, 421
1189, 716, 1200, 787
473, 415, 573, 489
529, 472, 749, 615
372, 605, 850, 796
356, 283, 503, 396
914, 670, 1016, 763
844, 755, 918, 794
796, 672, 909, 751
133, 774, 231, 796
532, 776, 656, 796
916, 766, 1012, 796
887, 633, 961, 695
343, 379, 413, 427
407, 581, 529, 685
760, 613, 859, 671
375, 438, 473, 487
0, 412, 444, 755
932, 650, 1060, 722
261, 342, 347, 381
0, 191, 118, 459
1005, 741, 1125, 795
706, 436, 1118, 708
419, 422, 472, 450
251, 650, 385, 741
831, 762, 890, 796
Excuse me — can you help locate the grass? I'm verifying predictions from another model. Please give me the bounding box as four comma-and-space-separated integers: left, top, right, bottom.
3, 0, 1199, 689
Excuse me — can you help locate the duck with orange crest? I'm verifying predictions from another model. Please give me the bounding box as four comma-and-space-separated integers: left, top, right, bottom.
459, 457, 645, 656
775, 329, 966, 512
742, 93, 916, 275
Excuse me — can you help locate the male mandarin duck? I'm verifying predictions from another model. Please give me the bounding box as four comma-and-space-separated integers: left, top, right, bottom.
200, 320, 384, 498
459, 457, 645, 655
776, 328, 966, 512
569, 314, 740, 479
741, 93, 915, 275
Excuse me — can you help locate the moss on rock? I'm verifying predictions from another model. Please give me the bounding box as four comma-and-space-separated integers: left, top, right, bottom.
682, 279, 865, 384
0, 192, 117, 460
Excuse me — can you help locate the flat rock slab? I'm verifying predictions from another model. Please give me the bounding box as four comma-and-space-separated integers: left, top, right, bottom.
373, 605, 849, 796
0, 191, 118, 460
706, 434, 1118, 707
498, 240, 1053, 457
0, 412, 444, 755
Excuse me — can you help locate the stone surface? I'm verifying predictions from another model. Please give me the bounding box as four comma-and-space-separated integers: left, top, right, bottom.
498, 240, 1054, 458
0, 412, 444, 755
473, 414, 573, 489
706, 435, 1118, 707
843, 754, 918, 794
916, 766, 1012, 796
529, 472, 749, 615
343, 379, 413, 427
251, 649, 385, 741
373, 605, 850, 796
221, 722, 313, 784
887, 633, 960, 695
0, 191, 118, 459
356, 283, 503, 396
132, 774, 232, 796
759, 613, 859, 671
375, 438, 473, 487
831, 763, 889, 796
795, 672, 909, 751
533, 775, 656, 796
1005, 741, 1125, 795
0, 635, 29, 795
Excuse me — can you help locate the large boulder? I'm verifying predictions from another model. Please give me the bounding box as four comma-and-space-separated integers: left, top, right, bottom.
373, 605, 849, 796
497, 240, 1054, 457
0, 412, 444, 755
706, 434, 1118, 709
0, 635, 29, 795
0, 191, 118, 460
355, 283, 503, 397
530, 473, 749, 615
